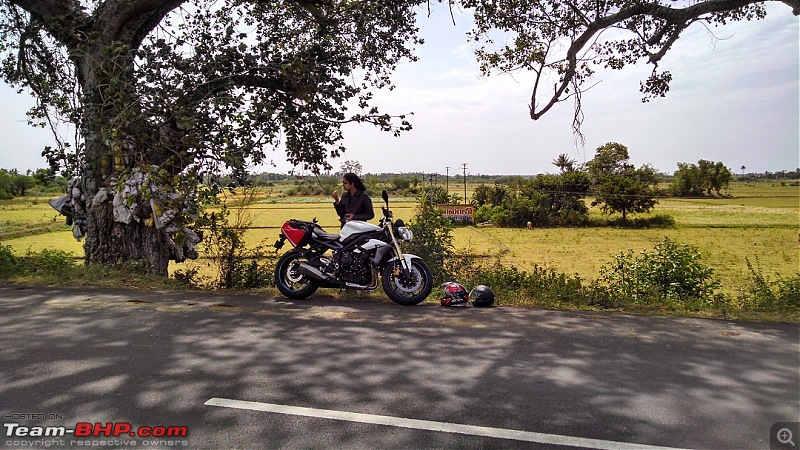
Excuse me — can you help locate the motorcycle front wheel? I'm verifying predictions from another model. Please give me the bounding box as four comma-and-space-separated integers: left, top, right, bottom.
381, 258, 433, 306
274, 250, 319, 300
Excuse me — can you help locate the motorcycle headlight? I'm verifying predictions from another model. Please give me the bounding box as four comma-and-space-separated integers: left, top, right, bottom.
397, 227, 413, 241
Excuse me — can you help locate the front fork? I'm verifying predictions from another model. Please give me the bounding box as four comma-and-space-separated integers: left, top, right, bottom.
385, 224, 410, 276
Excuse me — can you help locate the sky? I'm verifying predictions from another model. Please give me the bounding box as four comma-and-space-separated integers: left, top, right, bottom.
0, 2, 798, 176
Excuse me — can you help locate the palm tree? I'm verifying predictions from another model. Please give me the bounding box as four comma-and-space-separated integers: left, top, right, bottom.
552, 153, 577, 173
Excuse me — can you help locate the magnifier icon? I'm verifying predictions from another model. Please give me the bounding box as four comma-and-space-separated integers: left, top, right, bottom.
778, 428, 796, 447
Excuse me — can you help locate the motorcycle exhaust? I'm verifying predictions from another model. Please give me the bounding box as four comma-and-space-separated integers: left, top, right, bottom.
296, 262, 376, 290
297, 263, 331, 282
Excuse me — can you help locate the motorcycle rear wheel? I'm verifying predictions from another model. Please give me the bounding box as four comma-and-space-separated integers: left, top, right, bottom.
381, 258, 433, 306
274, 250, 319, 299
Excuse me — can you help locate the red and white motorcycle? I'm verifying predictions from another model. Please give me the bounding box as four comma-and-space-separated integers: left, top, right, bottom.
272, 190, 433, 305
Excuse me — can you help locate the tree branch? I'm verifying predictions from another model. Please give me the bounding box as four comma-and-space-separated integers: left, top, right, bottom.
530, 0, 796, 121
7, 0, 88, 48
92, 0, 187, 48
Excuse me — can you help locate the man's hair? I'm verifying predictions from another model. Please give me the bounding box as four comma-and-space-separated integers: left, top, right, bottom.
343, 172, 367, 191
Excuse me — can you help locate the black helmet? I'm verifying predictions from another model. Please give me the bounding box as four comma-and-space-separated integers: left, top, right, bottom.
441, 282, 468, 307
470, 285, 495, 307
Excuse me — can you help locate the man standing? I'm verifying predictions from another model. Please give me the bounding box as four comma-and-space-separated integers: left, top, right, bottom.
332, 173, 374, 227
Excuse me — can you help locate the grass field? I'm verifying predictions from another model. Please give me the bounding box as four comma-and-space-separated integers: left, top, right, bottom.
1, 181, 797, 297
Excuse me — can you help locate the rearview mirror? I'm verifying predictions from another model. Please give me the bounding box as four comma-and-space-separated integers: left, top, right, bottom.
382, 190, 389, 204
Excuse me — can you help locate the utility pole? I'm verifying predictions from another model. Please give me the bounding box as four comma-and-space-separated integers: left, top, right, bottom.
445, 166, 450, 195
461, 163, 468, 203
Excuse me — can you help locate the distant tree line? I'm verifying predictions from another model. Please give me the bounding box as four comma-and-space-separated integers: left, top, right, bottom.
737, 169, 800, 181
0, 168, 64, 199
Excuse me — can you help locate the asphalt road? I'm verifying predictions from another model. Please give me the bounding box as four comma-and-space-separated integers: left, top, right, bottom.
1, 285, 798, 449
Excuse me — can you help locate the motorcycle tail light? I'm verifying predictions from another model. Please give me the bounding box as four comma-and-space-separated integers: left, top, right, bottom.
281, 221, 307, 247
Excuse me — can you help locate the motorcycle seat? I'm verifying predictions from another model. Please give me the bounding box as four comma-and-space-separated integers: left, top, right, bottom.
312, 228, 340, 241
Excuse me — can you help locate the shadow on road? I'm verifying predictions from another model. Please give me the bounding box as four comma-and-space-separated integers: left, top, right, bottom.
1, 286, 797, 449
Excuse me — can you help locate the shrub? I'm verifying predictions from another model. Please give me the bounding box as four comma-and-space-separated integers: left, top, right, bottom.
406, 194, 455, 283
607, 214, 675, 228
737, 258, 800, 310
446, 252, 591, 307
0, 246, 76, 278
777, 276, 800, 308
23, 248, 75, 274
598, 237, 720, 305
0, 245, 19, 277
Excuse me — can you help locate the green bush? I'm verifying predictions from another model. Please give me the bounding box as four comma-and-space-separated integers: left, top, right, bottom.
23, 248, 76, 273
607, 214, 676, 228
777, 276, 800, 307
406, 194, 455, 284
598, 237, 720, 305
447, 252, 592, 307
737, 258, 800, 310
0, 245, 19, 276
0, 246, 75, 278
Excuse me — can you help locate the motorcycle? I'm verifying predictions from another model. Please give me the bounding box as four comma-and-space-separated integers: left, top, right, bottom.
272, 190, 434, 305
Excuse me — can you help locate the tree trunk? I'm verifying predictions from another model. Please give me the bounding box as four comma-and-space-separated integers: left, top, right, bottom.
85, 201, 171, 274
78, 48, 172, 276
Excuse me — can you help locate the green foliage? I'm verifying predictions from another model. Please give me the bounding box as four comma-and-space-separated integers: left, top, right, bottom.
285, 176, 338, 196
440, 236, 795, 318
586, 142, 630, 180
406, 194, 455, 283
0, 245, 75, 278
0, 0, 426, 272
448, 252, 592, 307
588, 143, 660, 220
552, 153, 577, 173
606, 214, 675, 229
0, 169, 61, 199
527, 171, 591, 225
466, 0, 776, 134
737, 258, 800, 310
391, 176, 411, 191
471, 171, 591, 227
422, 185, 460, 205
0, 245, 17, 275
599, 237, 720, 305
672, 160, 734, 196
472, 184, 491, 206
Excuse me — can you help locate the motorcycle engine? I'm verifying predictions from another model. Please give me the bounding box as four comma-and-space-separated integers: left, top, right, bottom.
335, 250, 371, 285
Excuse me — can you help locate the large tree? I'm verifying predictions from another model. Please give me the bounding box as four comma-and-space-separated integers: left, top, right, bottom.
0, 0, 423, 274
463, 0, 799, 137
587, 142, 660, 220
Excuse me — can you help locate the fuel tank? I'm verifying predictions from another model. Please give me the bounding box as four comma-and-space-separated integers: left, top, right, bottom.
339, 220, 382, 241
